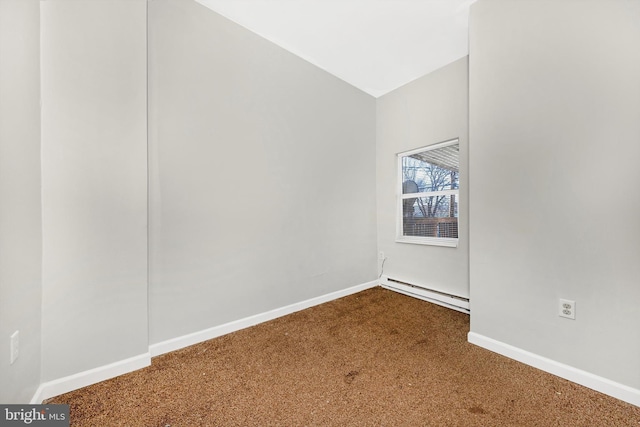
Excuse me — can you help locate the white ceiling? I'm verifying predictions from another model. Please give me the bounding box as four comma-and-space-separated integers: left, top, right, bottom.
195, 0, 476, 98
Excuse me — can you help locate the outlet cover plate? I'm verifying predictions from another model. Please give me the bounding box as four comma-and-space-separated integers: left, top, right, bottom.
559, 299, 575, 320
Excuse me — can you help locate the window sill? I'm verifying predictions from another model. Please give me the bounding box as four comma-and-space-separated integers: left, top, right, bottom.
395, 236, 458, 248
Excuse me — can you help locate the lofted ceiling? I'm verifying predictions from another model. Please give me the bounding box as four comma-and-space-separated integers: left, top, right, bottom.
195, 0, 476, 98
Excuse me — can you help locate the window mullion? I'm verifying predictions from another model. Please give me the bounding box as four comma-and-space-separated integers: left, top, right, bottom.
400, 189, 459, 199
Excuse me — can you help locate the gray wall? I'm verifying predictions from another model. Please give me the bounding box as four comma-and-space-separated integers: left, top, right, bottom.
0, 0, 42, 404
148, 0, 378, 345
469, 0, 640, 389
40, 0, 148, 381
376, 57, 469, 298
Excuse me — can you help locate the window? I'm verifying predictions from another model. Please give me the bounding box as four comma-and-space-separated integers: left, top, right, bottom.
397, 139, 459, 247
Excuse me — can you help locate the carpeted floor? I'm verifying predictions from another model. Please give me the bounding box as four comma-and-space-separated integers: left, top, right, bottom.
47, 287, 639, 426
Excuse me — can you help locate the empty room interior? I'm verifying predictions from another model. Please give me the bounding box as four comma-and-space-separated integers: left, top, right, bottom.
1, 0, 639, 422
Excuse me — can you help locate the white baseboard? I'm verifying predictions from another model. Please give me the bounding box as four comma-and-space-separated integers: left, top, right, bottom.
28, 280, 378, 403
30, 352, 151, 404
149, 280, 379, 357
468, 332, 640, 407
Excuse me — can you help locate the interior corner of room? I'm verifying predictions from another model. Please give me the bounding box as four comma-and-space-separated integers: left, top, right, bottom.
1, 0, 638, 409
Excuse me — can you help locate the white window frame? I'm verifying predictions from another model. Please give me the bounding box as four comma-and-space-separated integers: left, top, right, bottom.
396, 138, 459, 247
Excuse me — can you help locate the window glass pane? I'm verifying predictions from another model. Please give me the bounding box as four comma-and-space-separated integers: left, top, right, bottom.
403, 194, 459, 219
402, 144, 459, 193
402, 195, 458, 238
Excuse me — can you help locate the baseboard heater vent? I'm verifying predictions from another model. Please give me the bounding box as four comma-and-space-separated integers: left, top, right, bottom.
381, 276, 470, 314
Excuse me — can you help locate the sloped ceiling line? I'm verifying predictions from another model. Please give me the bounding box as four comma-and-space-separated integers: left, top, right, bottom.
195, 0, 476, 97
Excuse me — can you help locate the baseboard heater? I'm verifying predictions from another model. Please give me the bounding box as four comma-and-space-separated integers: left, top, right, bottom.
381, 276, 470, 314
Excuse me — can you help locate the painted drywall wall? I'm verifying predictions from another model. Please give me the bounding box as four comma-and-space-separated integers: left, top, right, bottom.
148, 0, 377, 345
469, 0, 640, 390
0, 0, 42, 403
40, 0, 148, 381
376, 57, 469, 298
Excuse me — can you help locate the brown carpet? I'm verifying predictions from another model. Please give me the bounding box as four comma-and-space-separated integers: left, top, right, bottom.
46, 287, 639, 426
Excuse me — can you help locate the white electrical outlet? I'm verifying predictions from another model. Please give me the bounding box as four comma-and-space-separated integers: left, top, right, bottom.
10, 331, 19, 364
559, 299, 575, 320
378, 251, 385, 260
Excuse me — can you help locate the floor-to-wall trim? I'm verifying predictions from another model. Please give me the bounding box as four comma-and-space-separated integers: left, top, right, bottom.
468, 332, 640, 408
29, 280, 378, 403
149, 280, 379, 357
31, 352, 151, 404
